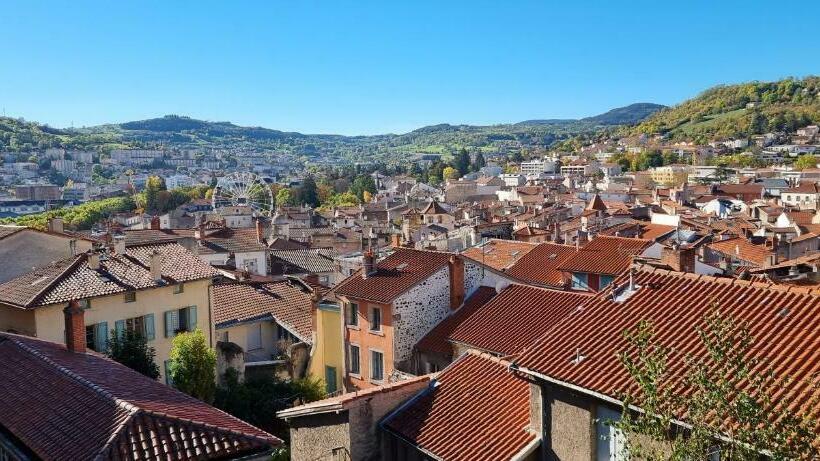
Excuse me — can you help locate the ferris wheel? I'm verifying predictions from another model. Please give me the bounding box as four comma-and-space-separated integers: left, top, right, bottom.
211, 172, 274, 217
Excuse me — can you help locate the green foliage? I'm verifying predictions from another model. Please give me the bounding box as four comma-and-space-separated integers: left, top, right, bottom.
275, 188, 295, 207
295, 175, 320, 207
107, 330, 160, 380
168, 329, 217, 403
214, 368, 326, 442
442, 166, 459, 180
454, 148, 471, 176
473, 152, 486, 171
349, 175, 377, 202
0, 195, 135, 230
631, 77, 820, 141
320, 191, 360, 209
143, 176, 166, 212
615, 308, 819, 460
794, 154, 818, 170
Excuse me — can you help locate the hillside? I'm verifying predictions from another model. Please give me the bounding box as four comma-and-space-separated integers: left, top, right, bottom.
630, 76, 820, 142
581, 103, 667, 125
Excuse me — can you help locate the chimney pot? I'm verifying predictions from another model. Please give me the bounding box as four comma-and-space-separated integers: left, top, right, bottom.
63, 300, 86, 353
113, 235, 126, 255
255, 218, 264, 244
88, 252, 101, 271
150, 250, 163, 282
362, 250, 376, 279
448, 255, 465, 310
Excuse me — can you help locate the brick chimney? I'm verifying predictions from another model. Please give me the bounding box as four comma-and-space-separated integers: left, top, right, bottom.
448, 255, 465, 309
362, 250, 376, 279
255, 218, 264, 244
150, 250, 163, 282
47, 217, 64, 234
63, 300, 86, 353
150, 216, 161, 230
661, 244, 696, 273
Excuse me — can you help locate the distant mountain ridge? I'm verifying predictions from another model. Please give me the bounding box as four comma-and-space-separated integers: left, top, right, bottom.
519, 103, 667, 127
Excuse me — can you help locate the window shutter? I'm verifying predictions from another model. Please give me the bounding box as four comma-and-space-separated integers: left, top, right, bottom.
187, 306, 197, 331
165, 310, 178, 338
114, 320, 125, 339
144, 314, 155, 341
95, 322, 108, 352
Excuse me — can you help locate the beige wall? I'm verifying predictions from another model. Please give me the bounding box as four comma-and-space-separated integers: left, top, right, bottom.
0, 305, 36, 335
218, 319, 282, 363
546, 385, 594, 461
32, 279, 212, 381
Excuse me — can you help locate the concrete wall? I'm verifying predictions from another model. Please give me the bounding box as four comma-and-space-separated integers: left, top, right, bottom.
289, 411, 351, 461
0, 305, 36, 335
32, 279, 212, 381
0, 230, 94, 283
543, 384, 594, 461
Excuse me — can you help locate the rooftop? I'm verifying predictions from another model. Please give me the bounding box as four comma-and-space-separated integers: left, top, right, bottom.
557, 235, 652, 276
460, 239, 537, 272
505, 242, 577, 287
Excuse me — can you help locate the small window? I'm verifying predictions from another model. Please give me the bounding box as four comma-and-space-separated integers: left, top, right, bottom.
247, 323, 262, 350
596, 405, 626, 460
277, 324, 297, 342
174, 283, 184, 294
349, 344, 360, 375
572, 273, 589, 290
124, 291, 136, 303
600, 275, 615, 289
346, 302, 359, 327
371, 350, 384, 382
369, 306, 382, 332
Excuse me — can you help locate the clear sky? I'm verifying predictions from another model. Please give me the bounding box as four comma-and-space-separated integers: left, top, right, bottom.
1, 1, 817, 135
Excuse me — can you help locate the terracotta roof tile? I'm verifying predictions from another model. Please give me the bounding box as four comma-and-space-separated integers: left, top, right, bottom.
516, 266, 820, 432
383, 352, 536, 461
0, 333, 279, 460
414, 287, 498, 356
461, 239, 537, 271
557, 236, 652, 276
506, 242, 577, 287
707, 237, 774, 267
211, 281, 314, 341
334, 248, 453, 303
449, 284, 592, 355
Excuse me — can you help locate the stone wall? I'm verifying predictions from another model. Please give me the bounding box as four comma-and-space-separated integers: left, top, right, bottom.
543, 384, 594, 461
288, 412, 350, 461
392, 267, 450, 365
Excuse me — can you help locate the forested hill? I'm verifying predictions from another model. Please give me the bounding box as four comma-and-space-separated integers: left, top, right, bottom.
629, 76, 820, 142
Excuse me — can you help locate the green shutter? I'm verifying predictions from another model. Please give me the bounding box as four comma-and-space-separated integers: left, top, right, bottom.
95, 322, 108, 352
144, 314, 155, 341
165, 310, 178, 338
325, 366, 337, 393
114, 320, 125, 339
187, 306, 197, 331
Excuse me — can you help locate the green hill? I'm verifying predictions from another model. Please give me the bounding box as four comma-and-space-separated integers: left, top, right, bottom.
630, 76, 820, 142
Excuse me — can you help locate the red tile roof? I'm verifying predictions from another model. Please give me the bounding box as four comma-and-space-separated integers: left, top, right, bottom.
421, 200, 448, 215
516, 265, 820, 432
382, 352, 536, 461
211, 280, 315, 341
0, 333, 279, 460
506, 242, 577, 287
557, 236, 652, 276
0, 243, 216, 308
513, 225, 550, 237
415, 286, 498, 356
707, 237, 773, 267
449, 284, 592, 355
461, 239, 537, 271
334, 248, 453, 303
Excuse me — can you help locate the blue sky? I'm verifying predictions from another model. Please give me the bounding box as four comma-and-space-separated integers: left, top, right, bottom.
1, 1, 817, 135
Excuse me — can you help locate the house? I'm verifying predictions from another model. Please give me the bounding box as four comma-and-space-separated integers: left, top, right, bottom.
419, 200, 453, 227
333, 248, 474, 390
277, 376, 431, 461
557, 235, 653, 292
505, 241, 578, 288
705, 236, 776, 270
781, 182, 820, 210
0, 330, 279, 460
269, 248, 341, 285
0, 242, 216, 382
513, 225, 551, 243
0, 220, 95, 283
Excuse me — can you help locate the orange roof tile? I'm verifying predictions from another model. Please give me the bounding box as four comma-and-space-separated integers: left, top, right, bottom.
415, 286, 498, 356
383, 352, 536, 461
461, 239, 537, 271
707, 237, 773, 267
557, 236, 653, 276
506, 242, 577, 287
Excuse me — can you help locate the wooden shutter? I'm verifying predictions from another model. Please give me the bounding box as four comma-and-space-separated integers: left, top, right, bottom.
114, 320, 125, 339
144, 314, 155, 341
165, 310, 178, 338
187, 306, 197, 331
95, 322, 108, 352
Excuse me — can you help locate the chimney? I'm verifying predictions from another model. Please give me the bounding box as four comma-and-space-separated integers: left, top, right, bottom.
88, 252, 101, 270
661, 244, 696, 273
195, 222, 206, 243
113, 235, 126, 255
362, 250, 376, 279
48, 217, 64, 234
150, 216, 161, 230
448, 255, 465, 310
150, 250, 163, 282
255, 218, 264, 244
390, 233, 402, 248
63, 300, 86, 353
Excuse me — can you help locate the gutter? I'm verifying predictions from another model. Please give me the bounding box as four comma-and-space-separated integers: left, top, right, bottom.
510, 433, 541, 461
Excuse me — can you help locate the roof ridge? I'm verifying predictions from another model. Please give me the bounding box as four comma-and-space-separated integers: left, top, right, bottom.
26, 253, 89, 308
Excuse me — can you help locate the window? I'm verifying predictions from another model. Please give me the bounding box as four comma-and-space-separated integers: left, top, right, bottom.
277, 324, 297, 342
346, 302, 359, 327
124, 291, 136, 303
164, 306, 197, 337
371, 350, 384, 382
174, 283, 184, 294
425, 361, 440, 374
349, 344, 361, 375
369, 306, 382, 332
115, 315, 155, 341
600, 275, 615, 289
572, 272, 589, 290
325, 366, 338, 393
596, 405, 626, 460
85, 322, 108, 352
247, 323, 262, 350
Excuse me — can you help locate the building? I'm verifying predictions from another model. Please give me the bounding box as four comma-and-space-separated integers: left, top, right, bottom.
0, 221, 95, 283
333, 248, 474, 390
13, 184, 61, 201
781, 182, 820, 210
0, 330, 279, 460
557, 235, 653, 292
0, 242, 216, 382
649, 164, 690, 186
520, 157, 558, 176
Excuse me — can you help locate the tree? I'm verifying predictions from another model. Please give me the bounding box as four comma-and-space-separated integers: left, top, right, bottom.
454, 148, 471, 176
442, 166, 460, 180
296, 175, 320, 207
275, 188, 294, 208
362, 190, 373, 203
614, 308, 818, 460
168, 329, 217, 403
794, 154, 818, 171
107, 330, 160, 380
144, 176, 167, 212
349, 175, 376, 202
473, 152, 486, 172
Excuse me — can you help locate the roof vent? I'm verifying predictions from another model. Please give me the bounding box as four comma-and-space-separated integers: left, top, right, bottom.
778, 307, 790, 318
548, 253, 557, 259
570, 347, 586, 365
396, 262, 409, 271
